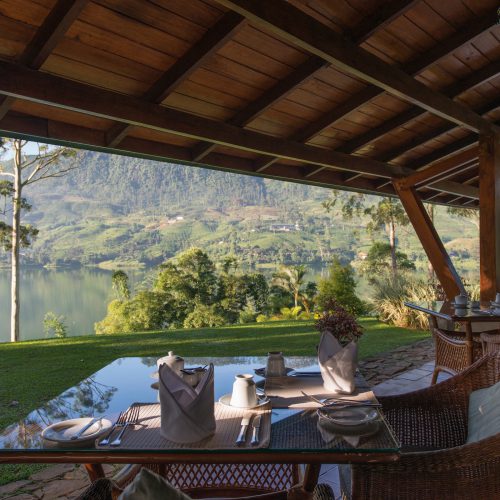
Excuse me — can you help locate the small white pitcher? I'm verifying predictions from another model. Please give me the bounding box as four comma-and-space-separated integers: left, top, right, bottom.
230, 374, 258, 408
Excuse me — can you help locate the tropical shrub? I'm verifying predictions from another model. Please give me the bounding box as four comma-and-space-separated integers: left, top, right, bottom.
183, 304, 226, 329
370, 275, 435, 329
95, 291, 166, 334
43, 311, 68, 338
316, 257, 365, 315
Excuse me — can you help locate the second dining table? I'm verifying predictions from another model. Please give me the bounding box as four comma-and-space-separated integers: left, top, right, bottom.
0, 355, 401, 497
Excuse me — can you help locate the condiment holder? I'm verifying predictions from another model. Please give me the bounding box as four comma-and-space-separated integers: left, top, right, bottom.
266, 351, 286, 377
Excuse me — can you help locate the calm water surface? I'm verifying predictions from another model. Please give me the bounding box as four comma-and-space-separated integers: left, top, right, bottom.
0, 268, 147, 343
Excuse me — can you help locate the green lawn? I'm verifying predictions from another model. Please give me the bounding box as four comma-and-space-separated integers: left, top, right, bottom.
0, 318, 428, 431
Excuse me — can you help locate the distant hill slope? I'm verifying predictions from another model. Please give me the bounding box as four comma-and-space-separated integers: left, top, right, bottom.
0, 150, 479, 275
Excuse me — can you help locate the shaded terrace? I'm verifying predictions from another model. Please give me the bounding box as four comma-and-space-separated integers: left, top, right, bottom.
0, 0, 499, 301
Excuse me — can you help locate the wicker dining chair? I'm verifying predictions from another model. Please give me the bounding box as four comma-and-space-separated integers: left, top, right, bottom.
111, 463, 301, 498
76, 476, 335, 500
339, 353, 500, 500
481, 331, 500, 354
429, 326, 484, 384
428, 315, 497, 384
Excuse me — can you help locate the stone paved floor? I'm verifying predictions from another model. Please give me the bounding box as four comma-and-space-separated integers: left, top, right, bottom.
0, 340, 438, 500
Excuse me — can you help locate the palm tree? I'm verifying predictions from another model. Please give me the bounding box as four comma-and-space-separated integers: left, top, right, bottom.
272, 265, 308, 308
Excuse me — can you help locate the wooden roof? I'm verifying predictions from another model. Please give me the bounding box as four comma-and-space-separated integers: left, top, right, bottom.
0, 0, 499, 207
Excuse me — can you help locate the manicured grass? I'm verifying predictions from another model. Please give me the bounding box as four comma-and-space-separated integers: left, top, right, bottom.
0, 318, 428, 431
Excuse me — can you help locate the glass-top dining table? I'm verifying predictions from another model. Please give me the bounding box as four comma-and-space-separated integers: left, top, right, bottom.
0, 356, 400, 494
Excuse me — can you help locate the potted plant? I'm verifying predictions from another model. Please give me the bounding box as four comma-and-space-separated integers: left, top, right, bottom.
314, 299, 363, 393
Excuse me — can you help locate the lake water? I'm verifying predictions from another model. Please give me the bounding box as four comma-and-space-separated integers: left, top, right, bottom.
0, 265, 377, 343
0, 268, 147, 343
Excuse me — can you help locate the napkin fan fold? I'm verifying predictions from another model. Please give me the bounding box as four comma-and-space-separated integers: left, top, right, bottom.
318, 331, 357, 394
158, 363, 216, 444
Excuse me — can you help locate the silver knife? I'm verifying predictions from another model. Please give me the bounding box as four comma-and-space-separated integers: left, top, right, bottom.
236, 416, 251, 446
71, 417, 101, 440
250, 415, 261, 446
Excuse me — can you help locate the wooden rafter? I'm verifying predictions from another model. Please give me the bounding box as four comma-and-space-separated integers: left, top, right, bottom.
348, 0, 420, 43
338, 60, 500, 155
193, 0, 414, 163
397, 148, 479, 189
0, 112, 401, 199
0, 0, 88, 121
191, 56, 327, 162
375, 100, 500, 163
0, 61, 409, 179
394, 182, 465, 299
106, 11, 246, 148
214, 0, 494, 134
243, 5, 498, 173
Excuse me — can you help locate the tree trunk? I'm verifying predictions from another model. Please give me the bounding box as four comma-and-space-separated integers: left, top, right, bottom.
294, 290, 299, 308
389, 220, 397, 277
10, 140, 22, 342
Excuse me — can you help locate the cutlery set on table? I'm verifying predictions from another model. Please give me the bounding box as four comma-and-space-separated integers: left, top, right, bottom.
236, 414, 261, 446
40, 351, 382, 450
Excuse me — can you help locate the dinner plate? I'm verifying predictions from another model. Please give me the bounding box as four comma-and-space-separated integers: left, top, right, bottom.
317, 407, 379, 427
218, 393, 270, 409
254, 367, 294, 377
41, 417, 112, 447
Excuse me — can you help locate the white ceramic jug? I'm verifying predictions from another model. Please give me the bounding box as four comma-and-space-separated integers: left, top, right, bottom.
157, 351, 184, 374
230, 374, 258, 408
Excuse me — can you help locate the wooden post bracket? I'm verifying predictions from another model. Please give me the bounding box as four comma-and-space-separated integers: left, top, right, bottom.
393, 181, 465, 299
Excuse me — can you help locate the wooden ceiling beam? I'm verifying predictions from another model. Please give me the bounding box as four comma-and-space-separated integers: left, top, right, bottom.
0, 109, 474, 201
375, 99, 500, 162
0, 0, 88, 121
106, 11, 245, 148
195, 1, 416, 166
191, 56, 327, 162
338, 60, 500, 155
215, 0, 494, 134
348, 0, 420, 43
0, 112, 402, 199
407, 136, 478, 171
398, 148, 479, 189
0, 61, 408, 179
244, 5, 498, 173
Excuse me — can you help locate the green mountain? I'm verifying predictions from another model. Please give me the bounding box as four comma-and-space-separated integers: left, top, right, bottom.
1, 150, 479, 277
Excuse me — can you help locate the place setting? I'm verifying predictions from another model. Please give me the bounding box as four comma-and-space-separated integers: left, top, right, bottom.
41, 416, 113, 449
94, 352, 272, 451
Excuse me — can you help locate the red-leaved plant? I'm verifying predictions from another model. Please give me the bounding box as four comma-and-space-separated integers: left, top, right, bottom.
314, 299, 363, 346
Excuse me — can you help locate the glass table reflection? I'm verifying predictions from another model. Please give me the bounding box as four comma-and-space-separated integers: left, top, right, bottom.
0, 356, 399, 463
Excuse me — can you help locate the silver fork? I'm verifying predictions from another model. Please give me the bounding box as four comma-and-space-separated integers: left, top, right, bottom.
110, 405, 140, 447
99, 411, 124, 446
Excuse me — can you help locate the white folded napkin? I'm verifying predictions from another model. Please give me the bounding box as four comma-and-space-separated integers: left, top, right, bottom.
158, 363, 216, 444
318, 331, 357, 394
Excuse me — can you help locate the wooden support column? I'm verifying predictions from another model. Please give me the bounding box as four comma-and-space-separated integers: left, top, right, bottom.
479, 133, 500, 301
393, 182, 465, 299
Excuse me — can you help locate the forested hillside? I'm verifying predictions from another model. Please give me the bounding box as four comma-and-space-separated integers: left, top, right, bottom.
2, 150, 479, 276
